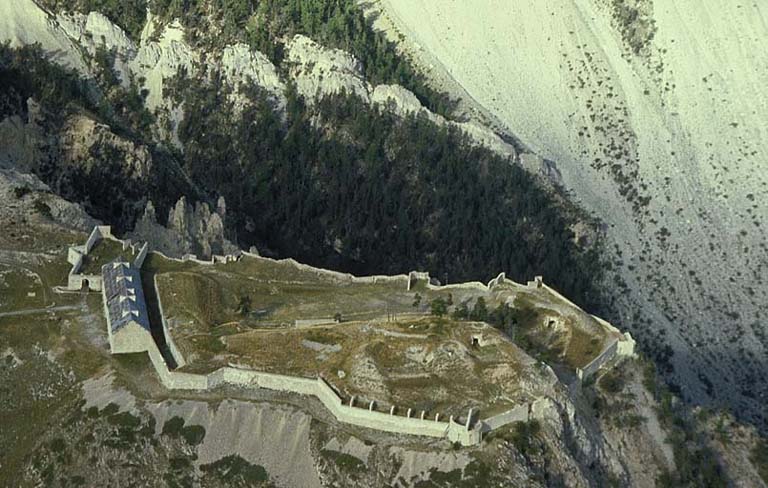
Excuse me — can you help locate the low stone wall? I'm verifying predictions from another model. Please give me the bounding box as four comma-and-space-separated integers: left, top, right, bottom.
133, 242, 149, 268
294, 318, 338, 327
146, 360, 481, 445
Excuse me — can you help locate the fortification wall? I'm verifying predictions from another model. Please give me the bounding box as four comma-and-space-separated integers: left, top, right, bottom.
67, 253, 84, 288
208, 367, 319, 396
202, 368, 479, 443
315, 378, 454, 440
617, 332, 636, 357
133, 242, 149, 268
294, 318, 338, 327
238, 251, 410, 287
481, 404, 530, 431
593, 316, 636, 358
146, 345, 208, 390
67, 246, 85, 266
577, 338, 619, 380
111, 324, 156, 355
84, 226, 102, 253
153, 275, 186, 368
67, 272, 102, 291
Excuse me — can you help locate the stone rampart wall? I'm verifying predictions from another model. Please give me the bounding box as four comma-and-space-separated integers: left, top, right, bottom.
481, 404, 530, 431
294, 318, 338, 327
133, 242, 149, 268
207, 367, 319, 396
577, 338, 619, 380
239, 251, 410, 287
315, 377, 457, 440
162, 363, 482, 444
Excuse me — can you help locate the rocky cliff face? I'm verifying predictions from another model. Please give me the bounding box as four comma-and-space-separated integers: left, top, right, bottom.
286, 34, 517, 159
130, 196, 238, 259
374, 0, 768, 433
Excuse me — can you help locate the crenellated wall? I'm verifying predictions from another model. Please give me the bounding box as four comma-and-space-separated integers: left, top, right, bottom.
74, 225, 634, 446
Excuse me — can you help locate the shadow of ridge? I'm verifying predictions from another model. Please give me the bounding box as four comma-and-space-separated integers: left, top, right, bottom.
140, 268, 178, 370
667, 345, 768, 435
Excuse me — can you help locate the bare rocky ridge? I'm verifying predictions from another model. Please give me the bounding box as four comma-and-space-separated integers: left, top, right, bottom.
372, 0, 768, 430
130, 196, 239, 259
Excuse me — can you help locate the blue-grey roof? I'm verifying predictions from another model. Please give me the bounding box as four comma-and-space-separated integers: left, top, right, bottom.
102, 261, 150, 333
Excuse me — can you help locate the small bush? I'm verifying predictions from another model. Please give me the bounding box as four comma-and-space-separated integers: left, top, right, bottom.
13, 186, 31, 199
321, 449, 365, 472
510, 420, 542, 456
162, 416, 206, 446
33, 198, 52, 218
599, 369, 626, 394
162, 416, 185, 437
181, 424, 206, 446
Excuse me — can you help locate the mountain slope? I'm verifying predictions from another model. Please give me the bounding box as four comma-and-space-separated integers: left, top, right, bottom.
374, 0, 768, 430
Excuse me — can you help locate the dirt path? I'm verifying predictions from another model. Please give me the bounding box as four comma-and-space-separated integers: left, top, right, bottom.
0, 304, 80, 318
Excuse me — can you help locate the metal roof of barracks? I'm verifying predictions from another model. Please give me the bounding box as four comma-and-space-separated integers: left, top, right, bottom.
102, 261, 150, 333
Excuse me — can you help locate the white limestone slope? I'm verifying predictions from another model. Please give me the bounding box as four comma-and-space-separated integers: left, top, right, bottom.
286, 34, 517, 158
377, 0, 768, 426
0, 0, 89, 73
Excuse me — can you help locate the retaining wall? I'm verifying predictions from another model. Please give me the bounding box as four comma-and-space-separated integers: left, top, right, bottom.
146, 344, 208, 390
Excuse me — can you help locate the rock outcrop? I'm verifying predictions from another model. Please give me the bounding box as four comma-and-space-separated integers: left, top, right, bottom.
376, 0, 768, 431
130, 196, 239, 259
286, 35, 517, 159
